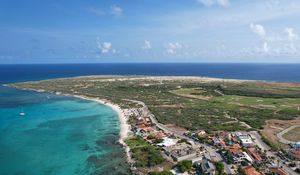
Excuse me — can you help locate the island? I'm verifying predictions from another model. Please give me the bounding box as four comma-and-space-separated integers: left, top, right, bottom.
9, 76, 300, 175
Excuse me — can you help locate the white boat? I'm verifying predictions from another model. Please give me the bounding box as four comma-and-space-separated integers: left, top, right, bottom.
19, 112, 25, 116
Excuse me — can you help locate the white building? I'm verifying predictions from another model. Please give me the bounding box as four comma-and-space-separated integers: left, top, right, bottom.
235, 132, 253, 147
157, 138, 177, 147
240, 138, 253, 147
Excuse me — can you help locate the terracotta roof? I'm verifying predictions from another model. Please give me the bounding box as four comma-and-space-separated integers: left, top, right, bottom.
147, 132, 165, 139
247, 148, 262, 161
290, 149, 300, 159
232, 143, 241, 148
136, 123, 146, 128
269, 167, 287, 175
220, 141, 226, 146
244, 166, 262, 175
229, 148, 243, 155
141, 127, 155, 131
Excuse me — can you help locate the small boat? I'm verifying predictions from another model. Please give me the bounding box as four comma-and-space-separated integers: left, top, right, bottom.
19, 112, 26, 116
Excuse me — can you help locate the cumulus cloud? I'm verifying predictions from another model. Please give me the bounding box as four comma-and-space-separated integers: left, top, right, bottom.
166, 42, 183, 54
250, 23, 269, 53
142, 40, 152, 50
96, 39, 116, 54
250, 23, 266, 38
249, 24, 300, 56
196, 0, 230, 7
110, 5, 123, 17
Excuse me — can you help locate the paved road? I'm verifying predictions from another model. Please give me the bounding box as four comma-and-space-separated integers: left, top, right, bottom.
124, 99, 232, 173
249, 131, 271, 152
126, 99, 298, 175
277, 125, 300, 144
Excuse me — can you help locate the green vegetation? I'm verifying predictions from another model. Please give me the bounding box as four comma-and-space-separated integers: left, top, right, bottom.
214, 161, 225, 175
176, 160, 193, 173
148, 171, 173, 175
237, 166, 246, 175
260, 133, 280, 151
125, 137, 165, 167
147, 135, 156, 139
11, 76, 300, 131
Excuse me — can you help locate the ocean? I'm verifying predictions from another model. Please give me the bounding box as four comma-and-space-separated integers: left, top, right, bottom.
1, 63, 300, 84
1, 63, 300, 175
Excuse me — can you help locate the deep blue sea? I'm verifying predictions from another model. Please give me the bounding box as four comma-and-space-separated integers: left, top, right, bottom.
1, 63, 300, 175
1, 63, 300, 84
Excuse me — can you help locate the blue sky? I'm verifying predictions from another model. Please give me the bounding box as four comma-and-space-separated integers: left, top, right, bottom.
1, 0, 300, 63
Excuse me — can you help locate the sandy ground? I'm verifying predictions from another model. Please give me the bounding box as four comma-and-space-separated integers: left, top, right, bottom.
261, 117, 300, 148
72, 75, 253, 83
278, 125, 300, 143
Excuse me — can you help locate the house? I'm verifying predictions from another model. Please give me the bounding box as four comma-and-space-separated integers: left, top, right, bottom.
136, 117, 146, 128
227, 148, 253, 164
144, 117, 152, 126
244, 166, 262, 175
241, 138, 253, 147
229, 148, 243, 155
146, 131, 166, 139
231, 143, 241, 148
235, 132, 253, 147
212, 137, 221, 146
247, 147, 263, 162
163, 143, 197, 161
288, 149, 300, 160
269, 167, 288, 175
157, 138, 177, 147
291, 141, 300, 149
197, 130, 207, 138
201, 158, 216, 175
136, 127, 156, 136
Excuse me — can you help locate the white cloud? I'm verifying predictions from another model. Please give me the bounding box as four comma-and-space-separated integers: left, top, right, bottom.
262, 42, 269, 53
249, 24, 300, 56
96, 39, 115, 54
196, 0, 230, 7
142, 40, 152, 50
285, 27, 298, 41
110, 5, 123, 17
166, 42, 183, 54
250, 23, 266, 38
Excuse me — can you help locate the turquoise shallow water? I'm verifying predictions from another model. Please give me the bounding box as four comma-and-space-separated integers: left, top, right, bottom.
0, 86, 130, 175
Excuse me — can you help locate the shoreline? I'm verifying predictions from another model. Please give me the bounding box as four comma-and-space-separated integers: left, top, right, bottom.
6, 85, 133, 165
72, 94, 133, 164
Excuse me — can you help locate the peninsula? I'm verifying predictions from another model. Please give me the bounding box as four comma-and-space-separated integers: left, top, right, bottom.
9, 76, 300, 175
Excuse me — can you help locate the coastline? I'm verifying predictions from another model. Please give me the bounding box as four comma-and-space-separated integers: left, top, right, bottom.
6, 85, 133, 165
72, 94, 133, 164
5, 75, 300, 175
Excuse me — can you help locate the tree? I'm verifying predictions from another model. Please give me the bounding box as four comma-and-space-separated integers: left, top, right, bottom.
153, 138, 164, 143
148, 171, 173, 175
214, 161, 224, 175
237, 166, 246, 175
147, 135, 156, 140
177, 160, 193, 173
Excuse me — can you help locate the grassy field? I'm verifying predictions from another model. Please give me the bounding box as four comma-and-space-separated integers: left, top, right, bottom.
10, 76, 300, 131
